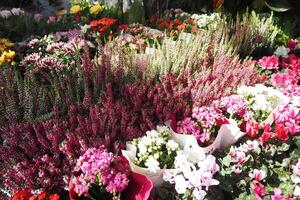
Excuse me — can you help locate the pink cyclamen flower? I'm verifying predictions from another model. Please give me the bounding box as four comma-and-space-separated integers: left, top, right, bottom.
47, 16, 57, 24
249, 169, 266, 182
271, 188, 285, 200
34, 13, 44, 21
232, 165, 242, 174
258, 56, 279, 70
252, 181, 266, 199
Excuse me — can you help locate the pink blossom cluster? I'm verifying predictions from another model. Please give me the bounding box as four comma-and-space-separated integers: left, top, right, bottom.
258, 55, 279, 70
273, 103, 300, 136
70, 147, 129, 196
177, 95, 251, 143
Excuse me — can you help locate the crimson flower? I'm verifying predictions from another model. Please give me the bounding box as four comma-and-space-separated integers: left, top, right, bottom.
11, 189, 31, 200
275, 123, 289, 141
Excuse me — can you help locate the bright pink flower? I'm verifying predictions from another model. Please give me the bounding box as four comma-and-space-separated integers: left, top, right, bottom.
249, 169, 266, 182
258, 56, 279, 70
271, 188, 285, 200
252, 181, 266, 198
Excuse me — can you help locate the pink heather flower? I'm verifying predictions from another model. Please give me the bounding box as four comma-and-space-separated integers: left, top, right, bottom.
34, 13, 44, 21
271, 188, 285, 200
288, 39, 298, 51
249, 169, 266, 182
258, 56, 279, 70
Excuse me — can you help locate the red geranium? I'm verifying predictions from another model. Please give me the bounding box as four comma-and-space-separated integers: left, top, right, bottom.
49, 194, 60, 200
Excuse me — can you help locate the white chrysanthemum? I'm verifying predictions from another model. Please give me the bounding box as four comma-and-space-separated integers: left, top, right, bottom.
274, 46, 290, 58
145, 155, 160, 172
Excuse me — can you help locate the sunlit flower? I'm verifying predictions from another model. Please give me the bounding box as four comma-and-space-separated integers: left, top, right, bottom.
89, 4, 104, 15
70, 5, 81, 14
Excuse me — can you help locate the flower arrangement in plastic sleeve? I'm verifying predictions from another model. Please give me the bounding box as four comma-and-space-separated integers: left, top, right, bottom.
216, 134, 300, 200
122, 125, 208, 187
177, 95, 250, 145
237, 84, 288, 123
68, 147, 130, 200
163, 154, 219, 200
131, 126, 180, 172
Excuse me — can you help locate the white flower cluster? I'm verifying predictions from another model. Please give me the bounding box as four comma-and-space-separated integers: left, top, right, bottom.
274, 46, 290, 58
164, 154, 219, 200
0, 8, 24, 19
237, 84, 286, 122
191, 13, 221, 29
133, 126, 180, 172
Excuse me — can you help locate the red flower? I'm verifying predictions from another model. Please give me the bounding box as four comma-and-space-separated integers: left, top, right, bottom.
29, 195, 38, 200
275, 123, 289, 141
174, 19, 183, 25
97, 25, 110, 33
49, 194, 60, 200
177, 23, 187, 31
38, 191, 46, 200
246, 119, 259, 138
118, 24, 128, 30
12, 189, 31, 200
98, 18, 117, 26
287, 39, 298, 51
90, 19, 100, 28
260, 124, 273, 143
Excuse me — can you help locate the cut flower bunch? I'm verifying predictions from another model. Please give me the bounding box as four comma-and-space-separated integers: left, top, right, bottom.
0, 1, 299, 200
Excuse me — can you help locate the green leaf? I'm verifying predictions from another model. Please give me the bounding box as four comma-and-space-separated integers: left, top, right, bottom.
266, 0, 292, 12
222, 156, 232, 167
